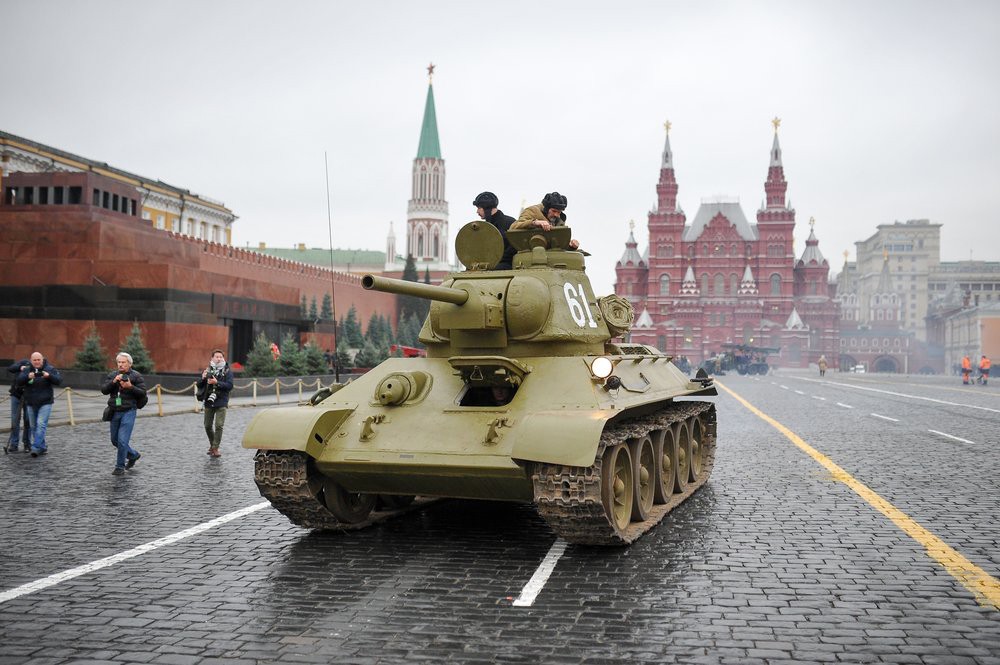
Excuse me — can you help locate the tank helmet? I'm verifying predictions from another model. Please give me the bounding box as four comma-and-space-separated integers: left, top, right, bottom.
542, 191, 568, 211
473, 191, 499, 210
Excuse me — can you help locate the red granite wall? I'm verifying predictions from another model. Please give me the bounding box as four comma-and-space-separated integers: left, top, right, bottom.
0, 206, 397, 371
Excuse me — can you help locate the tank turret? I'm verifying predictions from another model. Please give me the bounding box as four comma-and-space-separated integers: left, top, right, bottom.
244, 219, 718, 546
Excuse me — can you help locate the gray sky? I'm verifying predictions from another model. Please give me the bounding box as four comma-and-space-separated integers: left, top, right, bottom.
5, 0, 998, 294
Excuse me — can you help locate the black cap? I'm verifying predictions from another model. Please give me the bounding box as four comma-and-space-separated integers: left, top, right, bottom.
542, 191, 567, 211
473, 192, 499, 209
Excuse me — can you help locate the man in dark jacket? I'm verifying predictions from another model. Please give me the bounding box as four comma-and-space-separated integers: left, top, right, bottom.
473, 191, 517, 270
197, 349, 233, 457
101, 352, 146, 475
6, 358, 32, 453
16, 352, 62, 457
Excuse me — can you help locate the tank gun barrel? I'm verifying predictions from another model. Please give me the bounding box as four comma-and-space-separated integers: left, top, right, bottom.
362, 274, 469, 305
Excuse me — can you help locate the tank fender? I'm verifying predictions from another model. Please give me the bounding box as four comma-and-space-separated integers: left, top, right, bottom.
242, 403, 357, 456
511, 410, 610, 467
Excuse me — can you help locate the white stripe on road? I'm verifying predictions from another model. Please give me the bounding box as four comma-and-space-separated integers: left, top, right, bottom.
794, 390, 806, 395
836, 402, 854, 409
812, 396, 826, 401
0, 502, 269, 604
928, 430, 975, 444
512, 538, 567, 607
798, 378, 1000, 415
871, 413, 899, 422
779, 385, 789, 390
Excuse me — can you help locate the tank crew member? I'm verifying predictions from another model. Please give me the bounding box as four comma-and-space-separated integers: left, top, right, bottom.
198, 349, 234, 457
980, 355, 991, 385
473, 191, 517, 270
5, 358, 32, 453
15, 352, 62, 457
101, 352, 146, 475
961, 354, 972, 385
512, 192, 580, 249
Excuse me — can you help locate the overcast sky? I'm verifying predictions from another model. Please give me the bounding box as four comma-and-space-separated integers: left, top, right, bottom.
5, 0, 998, 294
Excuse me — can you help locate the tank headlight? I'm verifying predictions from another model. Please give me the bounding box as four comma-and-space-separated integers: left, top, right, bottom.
591, 356, 614, 379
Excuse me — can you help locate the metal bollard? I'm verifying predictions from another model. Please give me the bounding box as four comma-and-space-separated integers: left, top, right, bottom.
156, 384, 163, 417
298, 380, 303, 403
66, 388, 75, 426
253, 379, 257, 407
276, 380, 281, 404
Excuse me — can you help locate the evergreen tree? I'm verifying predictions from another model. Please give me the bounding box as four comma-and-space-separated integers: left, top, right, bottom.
343, 305, 363, 347
303, 339, 327, 375
74, 325, 107, 371
121, 322, 155, 374
308, 296, 318, 321
396, 312, 423, 348
300, 295, 308, 318
320, 293, 333, 321
278, 332, 308, 376
423, 267, 431, 284
378, 314, 393, 347
246, 332, 279, 377
398, 254, 424, 322
354, 340, 381, 368
336, 340, 354, 370
366, 312, 391, 347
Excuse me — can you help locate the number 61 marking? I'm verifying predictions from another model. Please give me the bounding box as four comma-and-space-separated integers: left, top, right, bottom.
563, 282, 598, 328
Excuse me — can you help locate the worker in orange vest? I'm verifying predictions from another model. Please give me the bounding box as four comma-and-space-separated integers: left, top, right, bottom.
961, 355, 972, 384
980, 355, 991, 386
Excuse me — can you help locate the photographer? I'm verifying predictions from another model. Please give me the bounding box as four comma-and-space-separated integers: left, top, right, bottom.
5, 358, 32, 453
15, 352, 62, 457
197, 350, 233, 457
100, 352, 146, 476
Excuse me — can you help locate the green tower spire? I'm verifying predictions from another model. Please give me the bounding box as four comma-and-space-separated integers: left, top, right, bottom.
416, 65, 441, 159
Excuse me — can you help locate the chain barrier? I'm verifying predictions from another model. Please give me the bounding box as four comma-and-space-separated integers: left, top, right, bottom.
2, 378, 342, 429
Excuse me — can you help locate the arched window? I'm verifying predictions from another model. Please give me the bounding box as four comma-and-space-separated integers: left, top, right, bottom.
659, 274, 670, 295
714, 273, 725, 296
809, 280, 817, 295
433, 229, 440, 258
770, 274, 781, 295
743, 324, 754, 343
701, 273, 709, 294
730, 273, 739, 295
417, 229, 425, 256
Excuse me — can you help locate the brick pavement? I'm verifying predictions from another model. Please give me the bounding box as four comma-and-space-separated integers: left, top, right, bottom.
0, 373, 998, 664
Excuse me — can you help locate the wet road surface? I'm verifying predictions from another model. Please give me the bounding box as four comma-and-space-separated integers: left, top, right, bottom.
1, 371, 998, 664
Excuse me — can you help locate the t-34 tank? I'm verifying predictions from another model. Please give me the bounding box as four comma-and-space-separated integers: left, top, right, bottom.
243, 221, 718, 545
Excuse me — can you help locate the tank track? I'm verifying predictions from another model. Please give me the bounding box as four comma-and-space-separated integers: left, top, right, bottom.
253, 450, 430, 531
532, 401, 717, 546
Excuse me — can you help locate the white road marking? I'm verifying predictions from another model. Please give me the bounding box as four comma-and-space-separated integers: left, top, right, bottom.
928, 430, 975, 444
812, 396, 826, 401
836, 402, 854, 409
0, 502, 269, 604
797, 378, 1000, 415
780, 385, 789, 390
794, 390, 806, 395
871, 413, 899, 422
512, 538, 567, 607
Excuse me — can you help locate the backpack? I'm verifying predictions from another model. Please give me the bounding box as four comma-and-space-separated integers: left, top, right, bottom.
136, 391, 149, 409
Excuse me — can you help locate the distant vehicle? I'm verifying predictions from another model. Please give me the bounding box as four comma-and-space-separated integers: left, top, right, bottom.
853, 364, 867, 374
719, 343, 782, 376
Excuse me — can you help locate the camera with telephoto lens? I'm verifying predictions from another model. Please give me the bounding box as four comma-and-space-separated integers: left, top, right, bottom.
205, 367, 221, 405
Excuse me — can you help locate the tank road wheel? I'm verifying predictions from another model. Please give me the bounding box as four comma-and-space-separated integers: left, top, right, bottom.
601, 443, 634, 534
652, 428, 677, 504
689, 416, 705, 482
377, 494, 416, 510
322, 482, 376, 523
674, 421, 691, 494
629, 436, 656, 521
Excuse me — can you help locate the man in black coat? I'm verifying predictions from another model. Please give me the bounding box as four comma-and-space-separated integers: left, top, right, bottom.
15, 352, 62, 457
6, 358, 32, 453
101, 352, 147, 475
473, 191, 517, 270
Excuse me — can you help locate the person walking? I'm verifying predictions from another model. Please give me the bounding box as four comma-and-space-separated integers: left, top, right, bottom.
15, 352, 62, 457
961, 354, 972, 385
101, 352, 146, 475
197, 349, 233, 457
5, 358, 32, 453
980, 355, 991, 386
818, 354, 828, 377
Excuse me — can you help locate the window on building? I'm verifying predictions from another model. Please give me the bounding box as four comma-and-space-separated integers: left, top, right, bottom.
156, 215, 165, 230
659, 274, 670, 295
770, 274, 781, 295
701, 274, 709, 294
102, 191, 110, 209
54, 187, 64, 205
38, 187, 49, 204
23, 187, 34, 205
714, 273, 725, 296
69, 187, 82, 204
730, 273, 738, 294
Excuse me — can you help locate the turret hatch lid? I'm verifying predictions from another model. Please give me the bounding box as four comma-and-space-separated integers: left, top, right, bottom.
456, 221, 504, 270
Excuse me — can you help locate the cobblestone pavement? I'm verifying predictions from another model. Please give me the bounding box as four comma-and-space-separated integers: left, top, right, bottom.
0, 372, 998, 664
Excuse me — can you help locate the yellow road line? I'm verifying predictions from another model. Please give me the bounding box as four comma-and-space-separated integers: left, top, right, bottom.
717, 380, 1000, 611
